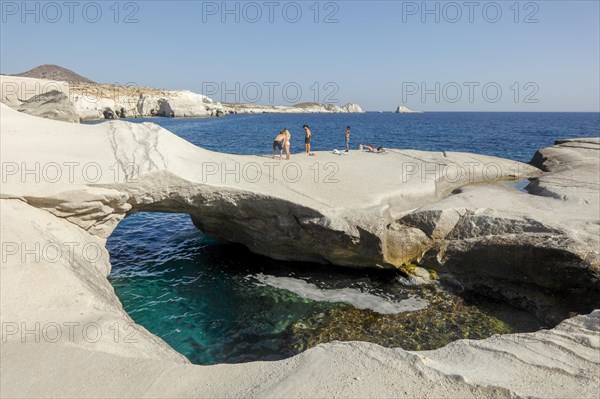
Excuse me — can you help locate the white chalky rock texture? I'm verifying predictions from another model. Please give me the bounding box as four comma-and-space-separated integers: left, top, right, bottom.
1, 103, 599, 398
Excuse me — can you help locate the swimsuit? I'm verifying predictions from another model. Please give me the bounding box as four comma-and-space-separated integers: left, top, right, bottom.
305, 136, 311, 144
273, 140, 283, 150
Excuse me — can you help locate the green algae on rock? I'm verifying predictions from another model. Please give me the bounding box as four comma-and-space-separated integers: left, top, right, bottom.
285, 285, 531, 353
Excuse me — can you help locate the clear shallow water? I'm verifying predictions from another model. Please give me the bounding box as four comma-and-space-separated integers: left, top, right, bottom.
107, 212, 432, 364
107, 212, 544, 364
105, 112, 598, 364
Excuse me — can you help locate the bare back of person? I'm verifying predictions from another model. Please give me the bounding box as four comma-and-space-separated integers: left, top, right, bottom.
272, 131, 286, 159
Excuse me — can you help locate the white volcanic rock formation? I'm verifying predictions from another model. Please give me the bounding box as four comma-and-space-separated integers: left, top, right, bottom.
0, 103, 537, 263
396, 105, 423, 113
223, 102, 364, 114
71, 83, 224, 121
0, 75, 70, 107
1, 104, 599, 397
1, 103, 598, 321
0, 75, 224, 122
1, 196, 598, 398
1, 75, 364, 122
17, 90, 79, 123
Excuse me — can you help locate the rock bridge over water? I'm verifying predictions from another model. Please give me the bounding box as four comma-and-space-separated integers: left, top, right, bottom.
2, 104, 599, 323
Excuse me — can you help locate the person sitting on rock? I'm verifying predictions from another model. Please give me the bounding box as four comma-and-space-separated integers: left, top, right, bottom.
272, 130, 286, 159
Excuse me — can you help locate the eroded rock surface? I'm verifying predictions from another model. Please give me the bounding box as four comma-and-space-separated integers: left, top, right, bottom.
1, 104, 599, 397
1, 104, 537, 266
17, 90, 79, 123
71, 84, 224, 121
387, 138, 600, 322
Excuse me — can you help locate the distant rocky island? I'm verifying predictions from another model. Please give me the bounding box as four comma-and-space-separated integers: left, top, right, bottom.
395, 105, 423, 114
0, 65, 364, 123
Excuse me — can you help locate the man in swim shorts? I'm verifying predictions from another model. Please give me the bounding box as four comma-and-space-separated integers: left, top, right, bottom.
303, 125, 312, 154
272, 130, 286, 159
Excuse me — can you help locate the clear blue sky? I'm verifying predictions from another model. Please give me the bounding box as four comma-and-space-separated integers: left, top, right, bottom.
1, 0, 599, 111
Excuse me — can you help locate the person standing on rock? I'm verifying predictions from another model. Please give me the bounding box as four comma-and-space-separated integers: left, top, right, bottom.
344, 126, 351, 152
284, 129, 292, 160
303, 125, 312, 154
272, 130, 286, 160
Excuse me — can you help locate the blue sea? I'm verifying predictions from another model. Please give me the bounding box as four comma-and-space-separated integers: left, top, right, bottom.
106, 112, 599, 161
104, 112, 599, 365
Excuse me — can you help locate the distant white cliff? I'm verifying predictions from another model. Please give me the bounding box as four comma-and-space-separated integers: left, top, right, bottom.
395, 105, 423, 114
70, 83, 225, 121
223, 102, 364, 114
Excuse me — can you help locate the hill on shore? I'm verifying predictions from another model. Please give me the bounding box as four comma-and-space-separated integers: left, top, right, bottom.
12, 64, 95, 83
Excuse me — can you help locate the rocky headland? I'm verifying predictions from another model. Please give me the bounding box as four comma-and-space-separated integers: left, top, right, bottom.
0, 71, 364, 123
70, 81, 224, 121
1, 104, 598, 397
